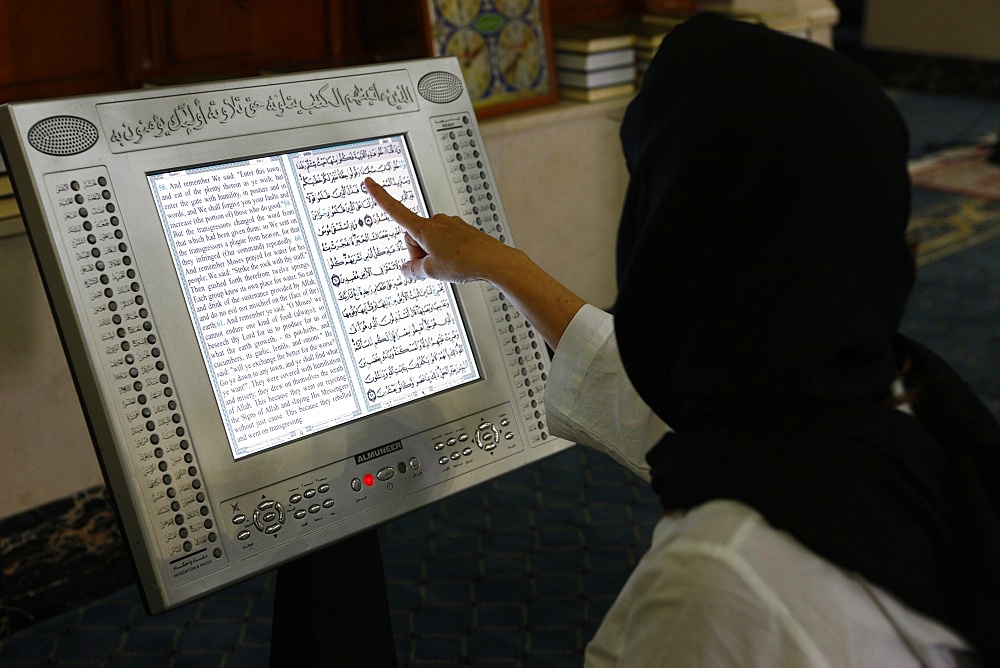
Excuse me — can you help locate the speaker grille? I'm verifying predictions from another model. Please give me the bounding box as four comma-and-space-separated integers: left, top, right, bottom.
417, 71, 464, 104
27, 115, 99, 156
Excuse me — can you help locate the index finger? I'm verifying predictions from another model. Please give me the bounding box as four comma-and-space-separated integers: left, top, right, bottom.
365, 178, 423, 234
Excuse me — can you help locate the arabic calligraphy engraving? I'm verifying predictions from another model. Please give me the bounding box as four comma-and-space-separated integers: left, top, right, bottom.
107, 79, 417, 148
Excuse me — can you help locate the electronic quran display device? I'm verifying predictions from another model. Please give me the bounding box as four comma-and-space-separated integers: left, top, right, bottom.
0, 57, 573, 614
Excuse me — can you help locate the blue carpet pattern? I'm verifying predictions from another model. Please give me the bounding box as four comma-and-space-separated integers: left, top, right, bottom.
1, 451, 660, 667
2, 88, 999, 666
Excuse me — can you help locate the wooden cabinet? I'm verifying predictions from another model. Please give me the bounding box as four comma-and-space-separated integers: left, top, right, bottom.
119, 0, 349, 86
549, 0, 643, 25
118, 0, 424, 86
0, 0, 425, 103
0, 0, 123, 102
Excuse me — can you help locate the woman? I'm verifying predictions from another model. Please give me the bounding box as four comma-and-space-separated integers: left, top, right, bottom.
366, 13, 999, 665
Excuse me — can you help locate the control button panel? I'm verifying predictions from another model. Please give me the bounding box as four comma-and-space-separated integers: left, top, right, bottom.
430, 113, 552, 447
42, 166, 228, 585
223, 402, 521, 559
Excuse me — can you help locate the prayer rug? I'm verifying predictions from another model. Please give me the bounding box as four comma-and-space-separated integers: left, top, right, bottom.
909, 143, 1000, 202
908, 196, 1000, 265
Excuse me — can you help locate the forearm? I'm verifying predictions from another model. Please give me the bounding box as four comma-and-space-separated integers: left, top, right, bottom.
482, 247, 586, 351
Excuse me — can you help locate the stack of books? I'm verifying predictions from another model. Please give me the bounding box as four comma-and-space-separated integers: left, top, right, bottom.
632, 19, 677, 84
0, 173, 22, 238
651, 0, 840, 45
552, 21, 637, 102
641, 6, 756, 30
550, 0, 839, 101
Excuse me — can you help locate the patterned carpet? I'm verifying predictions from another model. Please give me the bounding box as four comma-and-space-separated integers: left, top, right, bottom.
908, 197, 1000, 267
0, 449, 660, 667
903, 197, 1000, 419
2, 87, 999, 666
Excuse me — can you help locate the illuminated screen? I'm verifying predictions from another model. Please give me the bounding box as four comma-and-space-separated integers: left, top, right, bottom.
148, 135, 480, 459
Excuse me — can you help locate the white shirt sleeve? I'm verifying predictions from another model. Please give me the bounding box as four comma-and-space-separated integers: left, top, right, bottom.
545, 304, 669, 481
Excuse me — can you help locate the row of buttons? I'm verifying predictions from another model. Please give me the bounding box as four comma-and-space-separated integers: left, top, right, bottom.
497, 292, 551, 441
350, 457, 421, 491
436, 420, 515, 465
293, 498, 335, 520
289, 483, 336, 521
433, 433, 469, 450
290, 483, 331, 504
436, 115, 504, 241
439, 447, 473, 465
233, 457, 422, 544
52, 169, 221, 561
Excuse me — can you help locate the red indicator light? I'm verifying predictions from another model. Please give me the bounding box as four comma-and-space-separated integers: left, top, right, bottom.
363, 473, 375, 487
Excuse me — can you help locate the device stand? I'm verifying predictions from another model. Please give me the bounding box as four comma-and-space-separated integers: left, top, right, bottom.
269, 528, 397, 666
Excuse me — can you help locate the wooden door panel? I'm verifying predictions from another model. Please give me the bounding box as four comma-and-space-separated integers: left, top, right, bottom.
127, 0, 337, 83
0, 0, 121, 102
160, 1, 328, 64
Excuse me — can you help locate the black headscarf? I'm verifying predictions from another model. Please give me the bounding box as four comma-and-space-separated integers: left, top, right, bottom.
614, 14, 1000, 662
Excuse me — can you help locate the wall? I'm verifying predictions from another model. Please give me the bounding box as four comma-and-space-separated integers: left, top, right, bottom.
482, 101, 628, 313
864, 0, 1000, 62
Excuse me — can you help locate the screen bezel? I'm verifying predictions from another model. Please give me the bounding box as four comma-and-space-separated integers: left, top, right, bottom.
144, 132, 484, 461
95, 109, 518, 510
